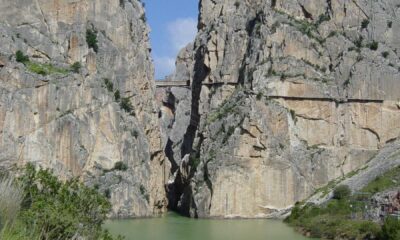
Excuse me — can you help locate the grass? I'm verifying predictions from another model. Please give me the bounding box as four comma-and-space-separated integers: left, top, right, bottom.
25, 61, 69, 75
285, 198, 381, 239
361, 165, 400, 195
15, 50, 79, 76
0, 221, 40, 240
286, 166, 400, 239
0, 177, 24, 228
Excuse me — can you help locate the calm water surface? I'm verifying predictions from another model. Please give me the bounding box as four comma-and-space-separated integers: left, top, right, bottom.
105, 212, 314, 240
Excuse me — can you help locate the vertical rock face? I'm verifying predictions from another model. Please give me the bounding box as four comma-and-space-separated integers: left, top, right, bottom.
165, 0, 400, 218
0, 0, 167, 217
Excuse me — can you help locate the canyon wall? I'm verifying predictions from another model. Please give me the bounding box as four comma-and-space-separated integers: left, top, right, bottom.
163, 0, 400, 218
0, 0, 168, 218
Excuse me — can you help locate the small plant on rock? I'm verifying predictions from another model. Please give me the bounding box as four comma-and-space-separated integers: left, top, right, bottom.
114, 90, 121, 101
113, 162, 128, 171
70, 62, 82, 73
333, 185, 351, 200
120, 97, 133, 113
361, 19, 370, 29
15, 50, 29, 63
367, 41, 379, 51
86, 29, 99, 53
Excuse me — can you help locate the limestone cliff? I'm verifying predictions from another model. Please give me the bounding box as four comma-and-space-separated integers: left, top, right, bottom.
163, 0, 400, 218
0, 0, 168, 218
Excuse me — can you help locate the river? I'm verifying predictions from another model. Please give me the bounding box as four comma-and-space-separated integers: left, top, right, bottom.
104, 212, 313, 240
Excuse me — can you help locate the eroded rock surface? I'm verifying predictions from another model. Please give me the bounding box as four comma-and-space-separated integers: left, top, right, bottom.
164, 0, 400, 218
0, 0, 168, 218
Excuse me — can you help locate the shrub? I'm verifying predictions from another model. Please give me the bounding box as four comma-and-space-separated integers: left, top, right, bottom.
18, 164, 113, 240
113, 162, 128, 171
379, 217, 400, 240
382, 51, 389, 59
86, 29, 99, 53
120, 97, 133, 113
361, 19, 370, 29
104, 189, 111, 199
256, 92, 263, 100
333, 185, 351, 200
316, 14, 330, 25
114, 90, 121, 101
368, 41, 379, 51
15, 51, 29, 63
104, 78, 114, 92
354, 36, 364, 49
139, 185, 149, 203
70, 62, 82, 73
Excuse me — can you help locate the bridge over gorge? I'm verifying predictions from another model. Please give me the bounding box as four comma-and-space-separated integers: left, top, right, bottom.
155, 80, 190, 87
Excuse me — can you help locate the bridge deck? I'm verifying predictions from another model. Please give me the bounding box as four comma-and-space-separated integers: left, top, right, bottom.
155, 80, 189, 87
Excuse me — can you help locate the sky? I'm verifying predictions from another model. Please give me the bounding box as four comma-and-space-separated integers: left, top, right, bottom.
143, 0, 199, 79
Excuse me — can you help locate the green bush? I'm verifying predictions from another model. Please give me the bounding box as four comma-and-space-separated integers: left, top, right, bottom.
86, 29, 99, 53
382, 51, 389, 59
16, 51, 29, 63
113, 162, 128, 171
114, 90, 121, 101
104, 78, 114, 92
379, 217, 400, 240
368, 41, 379, 51
285, 200, 380, 239
70, 62, 82, 73
333, 185, 351, 200
361, 19, 370, 29
120, 97, 133, 113
17, 164, 116, 240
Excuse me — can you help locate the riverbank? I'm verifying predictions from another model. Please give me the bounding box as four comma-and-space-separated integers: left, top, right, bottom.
285, 166, 400, 239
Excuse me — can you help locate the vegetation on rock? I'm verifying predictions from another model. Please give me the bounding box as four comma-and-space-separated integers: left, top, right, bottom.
333, 185, 351, 200
361, 166, 400, 196
120, 97, 134, 113
15, 50, 29, 63
87, 29, 99, 53
15, 51, 73, 76
286, 166, 400, 240
0, 164, 123, 240
70, 62, 82, 73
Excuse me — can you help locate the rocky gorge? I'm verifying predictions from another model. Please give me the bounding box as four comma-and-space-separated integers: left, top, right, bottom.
160, 0, 400, 219
0, 0, 400, 223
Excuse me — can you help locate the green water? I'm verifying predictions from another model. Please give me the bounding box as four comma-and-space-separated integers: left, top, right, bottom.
104, 212, 313, 240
